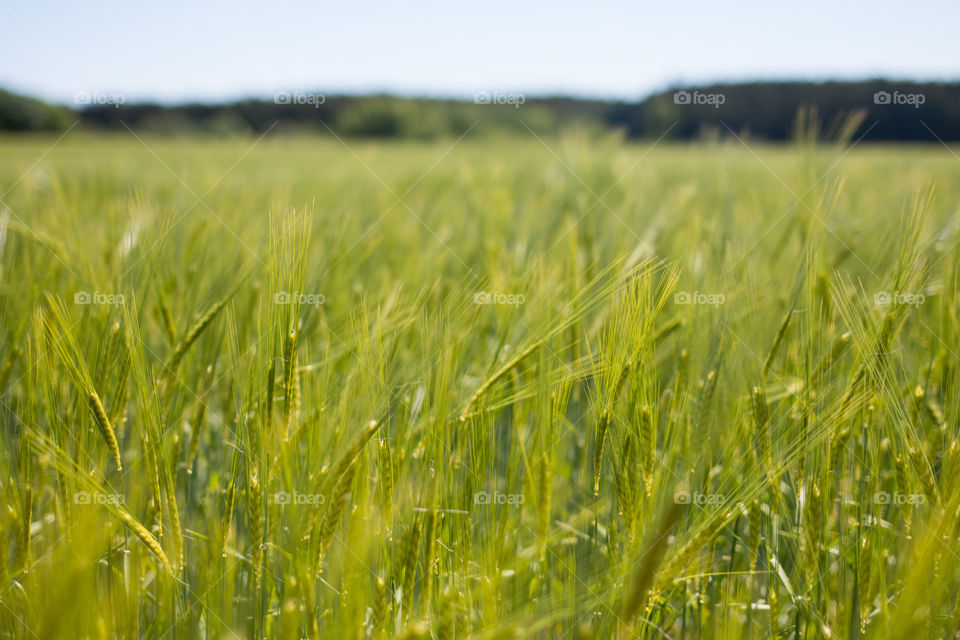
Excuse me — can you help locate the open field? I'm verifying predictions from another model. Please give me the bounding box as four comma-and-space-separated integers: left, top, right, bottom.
1, 132, 959, 639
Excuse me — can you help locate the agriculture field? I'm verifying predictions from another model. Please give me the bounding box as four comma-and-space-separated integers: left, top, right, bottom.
1, 132, 959, 639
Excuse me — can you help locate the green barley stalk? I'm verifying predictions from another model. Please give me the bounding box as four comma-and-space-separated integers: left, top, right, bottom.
0, 346, 21, 393
166, 295, 231, 374
924, 393, 946, 428
592, 408, 611, 497
316, 461, 356, 575
751, 385, 772, 478
221, 443, 241, 558
858, 535, 871, 634
803, 483, 822, 574
316, 420, 380, 501
88, 391, 122, 471
536, 448, 554, 556
247, 471, 264, 594
42, 297, 126, 471
659, 509, 735, 591
186, 394, 207, 474
164, 461, 185, 572
115, 506, 175, 576
763, 307, 793, 378
108, 327, 131, 438
399, 513, 424, 618
371, 575, 390, 634
299, 565, 319, 640
120, 298, 184, 570
614, 437, 636, 535
748, 499, 762, 570
622, 495, 684, 625
158, 296, 177, 346
0, 491, 7, 587
283, 329, 299, 438
639, 404, 655, 494
910, 447, 938, 507
421, 492, 440, 612
460, 338, 548, 421
943, 441, 960, 498
25, 430, 174, 575
810, 331, 851, 387
696, 370, 718, 431
460, 259, 663, 422
378, 436, 395, 535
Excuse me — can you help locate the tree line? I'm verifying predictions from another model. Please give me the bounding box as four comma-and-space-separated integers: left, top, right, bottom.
2, 80, 958, 141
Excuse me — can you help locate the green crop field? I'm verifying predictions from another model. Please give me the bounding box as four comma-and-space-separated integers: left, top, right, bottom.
1, 130, 959, 639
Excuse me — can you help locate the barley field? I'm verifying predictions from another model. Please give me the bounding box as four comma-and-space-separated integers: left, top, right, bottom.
1, 129, 959, 639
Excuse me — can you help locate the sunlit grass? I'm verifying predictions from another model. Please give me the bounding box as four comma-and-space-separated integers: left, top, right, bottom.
0, 131, 958, 639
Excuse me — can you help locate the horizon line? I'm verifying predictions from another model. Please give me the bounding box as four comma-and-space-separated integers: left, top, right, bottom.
5, 74, 960, 109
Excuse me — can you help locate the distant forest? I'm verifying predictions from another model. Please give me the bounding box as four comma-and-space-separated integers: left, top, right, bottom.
2, 80, 959, 141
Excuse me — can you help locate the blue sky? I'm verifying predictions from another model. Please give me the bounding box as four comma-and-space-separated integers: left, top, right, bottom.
2, 0, 957, 104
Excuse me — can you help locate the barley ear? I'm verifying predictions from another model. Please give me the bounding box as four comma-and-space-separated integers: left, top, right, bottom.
398, 514, 424, 617
378, 437, 395, 534
763, 308, 793, 377
247, 472, 263, 592
0, 347, 21, 393
115, 507, 174, 575
622, 496, 684, 624
592, 408, 610, 496
166, 296, 230, 373
803, 484, 822, 567
751, 385, 772, 477
316, 462, 356, 575
858, 535, 871, 633
640, 404, 654, 494
88, 391, 122, 471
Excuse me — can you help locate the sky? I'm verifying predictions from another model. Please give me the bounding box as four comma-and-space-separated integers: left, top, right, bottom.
2, 0, 958, 104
